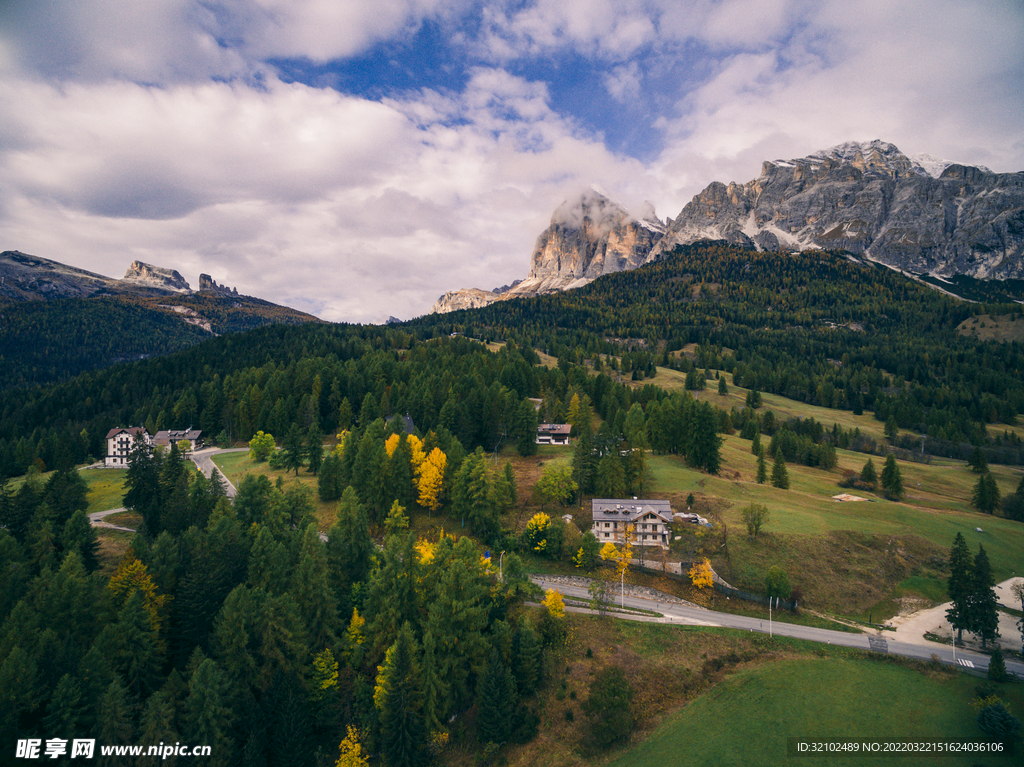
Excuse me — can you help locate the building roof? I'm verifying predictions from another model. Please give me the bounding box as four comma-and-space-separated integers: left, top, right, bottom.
154, 429, 202, 446
537, 423, 571, 435
591, 498, 673, 523
106, 426, 149, 440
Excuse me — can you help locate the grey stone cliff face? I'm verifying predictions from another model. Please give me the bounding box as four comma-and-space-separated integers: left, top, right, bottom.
429, 189, 665, 313
649, 140, 1024, 279
199, 273, 239, 295
122, 260, 191, 292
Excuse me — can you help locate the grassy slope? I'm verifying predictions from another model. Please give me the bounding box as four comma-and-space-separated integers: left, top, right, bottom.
607, 656, 1024, 767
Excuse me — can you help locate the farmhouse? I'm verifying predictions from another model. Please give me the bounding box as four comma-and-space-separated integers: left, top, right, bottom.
591, 498, 672, 549
105, 427, 152, 467
536, 423, 571, 445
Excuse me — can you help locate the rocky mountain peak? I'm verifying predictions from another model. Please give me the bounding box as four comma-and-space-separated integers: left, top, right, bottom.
199, 273, 238, 296
122, 261, 191, 293
651, 141, 1024, 279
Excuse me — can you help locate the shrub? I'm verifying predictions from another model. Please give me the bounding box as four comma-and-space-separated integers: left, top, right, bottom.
582, 666, 634, 750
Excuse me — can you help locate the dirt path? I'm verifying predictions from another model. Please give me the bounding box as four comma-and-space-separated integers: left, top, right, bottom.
885, 577, 1022, 654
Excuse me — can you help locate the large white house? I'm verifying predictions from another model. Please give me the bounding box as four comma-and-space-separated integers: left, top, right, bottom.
591, 498, 673, 549
105, 427, 153, 467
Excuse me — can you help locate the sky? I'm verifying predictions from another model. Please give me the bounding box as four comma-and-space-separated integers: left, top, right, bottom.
1, 1, 1022, 323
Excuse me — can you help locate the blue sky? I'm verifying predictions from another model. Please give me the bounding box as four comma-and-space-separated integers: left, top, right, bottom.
1, 0, 1022, 322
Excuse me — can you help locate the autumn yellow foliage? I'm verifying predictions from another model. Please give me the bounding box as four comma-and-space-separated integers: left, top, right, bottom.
416, 447, 446, 511
688, 557, 714, 589
543, 588, 565, 619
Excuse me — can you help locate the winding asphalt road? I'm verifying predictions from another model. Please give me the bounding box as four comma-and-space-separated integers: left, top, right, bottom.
530, 576, 1024, 678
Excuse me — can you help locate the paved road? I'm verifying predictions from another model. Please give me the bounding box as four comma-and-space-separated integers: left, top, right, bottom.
530, 576, 1024, 678
191, 446, 246, 498
87, 507, 135, 533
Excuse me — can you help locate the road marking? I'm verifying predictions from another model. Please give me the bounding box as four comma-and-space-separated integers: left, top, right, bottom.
958, 659, 975, 668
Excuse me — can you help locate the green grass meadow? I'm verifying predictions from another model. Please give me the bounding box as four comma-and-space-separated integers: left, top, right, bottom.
608, 657, 1024, 767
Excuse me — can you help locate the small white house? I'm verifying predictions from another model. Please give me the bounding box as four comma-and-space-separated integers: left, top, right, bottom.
536, 423, 571, 445
591, 498, 673, 549
105, 427, 153, 467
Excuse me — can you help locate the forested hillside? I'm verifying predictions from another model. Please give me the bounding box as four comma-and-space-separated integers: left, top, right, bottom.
411, 243, 1024, 452
0, 291, 318, 391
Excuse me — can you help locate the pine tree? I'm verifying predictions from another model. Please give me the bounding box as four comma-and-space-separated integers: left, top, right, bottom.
595, 453, 627, 498
880, 454, 903, 499
375, 624, 429, 767
968, 446, 988, 473
306, 425, 324, 475
184, 659, 233, 766
476, 649, 517, 744
291, 523, 340, 650
968, 545, 1000, 648
987, 645, 1007, 683
43, 673, 87, 739
860, 458, 878, 488
770, 448, 789, 489
61, 509, 100, 571
511, 621, 541, 696
756, 446, 767, 484
327, 487, 374, 613
282, 424, 307, 477
972, 472, 1001, 514
97, 678, 134, 754
946, 533, 973, 645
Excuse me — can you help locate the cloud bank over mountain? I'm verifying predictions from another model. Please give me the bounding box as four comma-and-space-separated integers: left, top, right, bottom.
0, 0, 1021, 322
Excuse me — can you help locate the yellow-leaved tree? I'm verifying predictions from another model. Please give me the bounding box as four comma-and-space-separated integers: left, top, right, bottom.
416, 447, 447, 512
108, 551, 168, 633
407, 434, 426, 474
543, 588, 565, 619
335, 725, 369, 767
384, 433, 402, 458
688, 557, 714, 589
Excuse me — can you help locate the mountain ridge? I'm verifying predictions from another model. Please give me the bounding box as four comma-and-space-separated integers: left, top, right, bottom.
431, 140, 1023, 314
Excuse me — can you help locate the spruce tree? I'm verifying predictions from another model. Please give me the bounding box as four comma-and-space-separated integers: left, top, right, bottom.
880, 454, 903, 499
969, 545, 1000, 648
184, 659, 234, 766
946, 533, 973, 644
770, 448, 789, 489
376, 624, 429, 767
967, 446, 988, 473
477, 649, 517, 744
512, 621, 541, 696
860, 458, 878, 488
756, 446, 768, 484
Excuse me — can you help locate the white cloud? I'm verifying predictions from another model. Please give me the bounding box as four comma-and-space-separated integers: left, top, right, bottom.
1, 0, 1022, 326
604, 61, 642, 101
0, 69, 655, 323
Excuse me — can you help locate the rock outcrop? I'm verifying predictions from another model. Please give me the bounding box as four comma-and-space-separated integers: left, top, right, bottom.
122, 261, 191, 292
199, 273, 238, 295
430, 188, 665, 313
430, 288, 502, 314
649, 140, 1024, 279
505, 188, 665, 298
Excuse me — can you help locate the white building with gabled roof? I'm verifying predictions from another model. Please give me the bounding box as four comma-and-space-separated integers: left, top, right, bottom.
591, 498, 672, 549
105, 427, 152, 467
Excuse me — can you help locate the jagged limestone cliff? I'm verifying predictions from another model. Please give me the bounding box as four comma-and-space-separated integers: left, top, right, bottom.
430, 188, 664, 313
649, 140, 1024, 279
